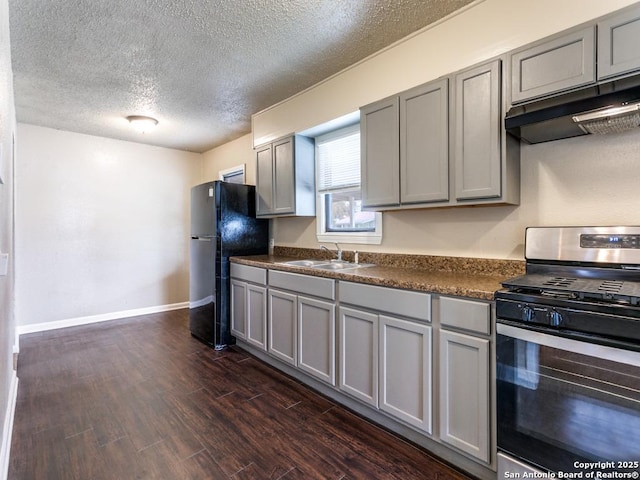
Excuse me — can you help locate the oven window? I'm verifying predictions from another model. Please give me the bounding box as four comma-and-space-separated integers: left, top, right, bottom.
497, 333, 640, 473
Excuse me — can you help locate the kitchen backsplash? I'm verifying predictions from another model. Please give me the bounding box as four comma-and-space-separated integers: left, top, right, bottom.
274, 246, 525, 277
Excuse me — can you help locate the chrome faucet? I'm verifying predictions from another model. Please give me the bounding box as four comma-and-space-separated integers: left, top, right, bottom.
320, 243, 343, 261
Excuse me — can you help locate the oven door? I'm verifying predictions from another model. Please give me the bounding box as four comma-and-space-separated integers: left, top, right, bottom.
496, 323, 640, 474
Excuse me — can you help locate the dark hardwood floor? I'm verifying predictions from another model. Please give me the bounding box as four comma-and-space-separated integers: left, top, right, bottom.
9, 309, 472, 480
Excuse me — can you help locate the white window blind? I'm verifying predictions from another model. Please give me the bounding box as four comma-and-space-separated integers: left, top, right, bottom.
316, 124, 360, 193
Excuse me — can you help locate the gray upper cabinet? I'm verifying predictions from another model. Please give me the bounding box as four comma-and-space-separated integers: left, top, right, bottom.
360, 96, 400, 208
454, 59, 502, 201
598, 5, 640, 80
509, 26, 596, 104
255, 134, 315, 218
272, 138, 295, 215
361, 59, 518, 210
360, 77, 449, 209
400, 79, 449, 204
255, 144, 274, 215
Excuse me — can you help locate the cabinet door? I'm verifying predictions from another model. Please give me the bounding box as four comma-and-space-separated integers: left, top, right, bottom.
256, 144, 273, 216
454, 60, 501, 201
230, 280, 247, 340
510, 27, 595, 103
298, 296, 336, 385
439, 329, 490, 463
400, 79, 449, 204
360, 96, 400, 208
246, 284, 267, 351
338, 307, 379, 407
379, 315, 432, 434
268, 289, 297, 366
598, 6, 640, 80
272, 136, 295, 215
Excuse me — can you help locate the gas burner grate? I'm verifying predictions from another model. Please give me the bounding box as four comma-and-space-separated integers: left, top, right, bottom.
502, 273, 640, 307
542, 277, 578, 288
597, 280, 624, 294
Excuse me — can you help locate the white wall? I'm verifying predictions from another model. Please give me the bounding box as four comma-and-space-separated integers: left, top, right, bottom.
15, 124, 202, 328
0, 0, 17, 471
202, 134, 256, 185
202, 0, 640, 261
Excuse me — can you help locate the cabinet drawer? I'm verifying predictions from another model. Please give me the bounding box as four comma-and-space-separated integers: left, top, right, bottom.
339, 282, 430, 322
439, 296, 490, 335
231, 263, 267, 285
269, 270, 335, 300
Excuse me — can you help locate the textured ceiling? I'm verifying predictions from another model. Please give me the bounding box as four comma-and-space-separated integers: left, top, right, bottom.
9, 0, 475, 153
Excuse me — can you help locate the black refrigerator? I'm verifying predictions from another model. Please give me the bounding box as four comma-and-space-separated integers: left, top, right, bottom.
189, 181, 269, 349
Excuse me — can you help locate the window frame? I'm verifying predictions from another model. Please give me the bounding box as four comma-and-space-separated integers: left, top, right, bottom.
315, 124, 382, 245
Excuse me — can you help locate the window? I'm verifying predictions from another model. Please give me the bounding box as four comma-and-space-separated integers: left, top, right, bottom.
315, 124, 382, 244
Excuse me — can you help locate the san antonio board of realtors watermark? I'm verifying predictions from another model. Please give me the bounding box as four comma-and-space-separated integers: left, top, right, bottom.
502, 461, 640, 479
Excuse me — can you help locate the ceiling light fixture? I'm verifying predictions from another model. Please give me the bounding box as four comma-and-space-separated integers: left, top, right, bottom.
126, 115, 158, 133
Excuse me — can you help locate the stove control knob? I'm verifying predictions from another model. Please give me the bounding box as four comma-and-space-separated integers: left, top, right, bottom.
549, 310, 563, 327
521, 305, 535, 322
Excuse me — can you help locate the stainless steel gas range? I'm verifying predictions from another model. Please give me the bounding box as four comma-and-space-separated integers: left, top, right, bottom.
495, 227, 640, 477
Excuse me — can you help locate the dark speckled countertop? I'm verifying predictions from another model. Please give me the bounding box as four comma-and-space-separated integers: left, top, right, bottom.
231, 247, 525, 301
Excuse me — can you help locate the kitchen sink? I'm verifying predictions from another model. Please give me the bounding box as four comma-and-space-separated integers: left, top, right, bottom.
281, 259, 329, 267
280, 259, 374, 271
312, 261, 374, 271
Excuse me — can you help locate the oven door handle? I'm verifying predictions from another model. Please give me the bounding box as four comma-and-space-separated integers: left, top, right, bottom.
497, 323, 640, 367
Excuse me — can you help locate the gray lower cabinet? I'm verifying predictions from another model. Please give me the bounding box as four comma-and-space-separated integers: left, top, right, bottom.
509, 26, 596, 104
598, 5, 640, 80
231, 282, 268, 350
439, 329, 490, 462
255, 134, 315, 218
379, 314, 432, 434
231, 280, 248, 339
268, 288, 298, 366
231, 264, 268, 351
339, 281, 433, 433
338, 306, 379, 407
438, 295, 492, 464
268, 270, 336, 380
298, 296, 336, 385
246, 284, 268, 350
243, 270, 496, 473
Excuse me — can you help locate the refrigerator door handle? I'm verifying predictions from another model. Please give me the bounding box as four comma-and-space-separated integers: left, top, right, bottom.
192, 236, 213, 241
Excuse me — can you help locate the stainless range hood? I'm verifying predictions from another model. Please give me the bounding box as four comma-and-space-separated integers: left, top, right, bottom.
505, 74, 640, 144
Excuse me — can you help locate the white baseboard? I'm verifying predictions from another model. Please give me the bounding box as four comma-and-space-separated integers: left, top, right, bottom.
1, 371, 18, 480
17, 302, 189, 336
